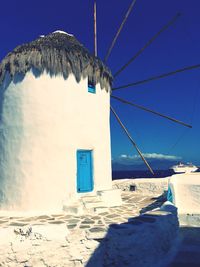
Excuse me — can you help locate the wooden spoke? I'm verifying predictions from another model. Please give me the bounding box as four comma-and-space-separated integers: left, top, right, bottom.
111, 95, 192, 128
110, 105, 154, 175
94, 0, 97, 57
104, 0, 137, 63
114, 13, 181, 78
112, 64, 200, 90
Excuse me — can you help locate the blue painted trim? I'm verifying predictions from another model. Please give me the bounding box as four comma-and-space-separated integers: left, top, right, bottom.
167, 186, 173, 203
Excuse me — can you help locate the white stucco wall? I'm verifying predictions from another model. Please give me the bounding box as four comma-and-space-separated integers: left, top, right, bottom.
0, 70, 112, 211
169, 173, 200, 214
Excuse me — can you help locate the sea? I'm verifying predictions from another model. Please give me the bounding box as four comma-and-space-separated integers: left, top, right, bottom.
112, 169, 175, 180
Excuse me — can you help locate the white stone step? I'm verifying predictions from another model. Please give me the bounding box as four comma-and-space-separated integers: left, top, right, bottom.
62, 189, 122, 214
83, 201, 105, 209
63, 204, 84, 215
97, 189, 122, 207
81, 195, 101, 202
94, 206, 109, 213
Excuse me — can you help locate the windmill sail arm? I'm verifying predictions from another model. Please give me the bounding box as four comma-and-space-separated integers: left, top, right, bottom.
112, 64, 200, 90
94, 0, 97, 57
111, 95, 192, 128
114, 13, 181, 78
104, 0, 137, 63
110, 105, 154, 175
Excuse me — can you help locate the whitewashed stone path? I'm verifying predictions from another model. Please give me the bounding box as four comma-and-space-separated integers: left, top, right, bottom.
0, 193, 165, 230
1, 178, 199, 266
0, 192, 166, 267
1, 186, 198, 267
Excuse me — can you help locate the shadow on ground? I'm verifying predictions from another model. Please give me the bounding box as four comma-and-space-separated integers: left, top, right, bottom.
168, 226, 200, 267
140, 192, 167, 214
86, 193, 179, 267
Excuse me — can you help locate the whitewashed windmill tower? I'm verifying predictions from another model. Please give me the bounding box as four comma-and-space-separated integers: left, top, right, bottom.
0, 1, 198, 212
0, 31, 113, 211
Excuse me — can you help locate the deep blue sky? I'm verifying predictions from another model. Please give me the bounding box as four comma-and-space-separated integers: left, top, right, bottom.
0, 0, 200, 168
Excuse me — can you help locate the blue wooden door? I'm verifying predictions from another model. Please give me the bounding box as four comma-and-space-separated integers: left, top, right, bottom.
77, 150, 93, 193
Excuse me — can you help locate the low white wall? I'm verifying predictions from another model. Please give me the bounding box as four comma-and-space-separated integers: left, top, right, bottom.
113, 178, 169, 196
169, 173, 200, 225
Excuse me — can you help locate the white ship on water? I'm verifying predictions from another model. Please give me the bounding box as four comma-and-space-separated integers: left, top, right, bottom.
171, 163, 199, 174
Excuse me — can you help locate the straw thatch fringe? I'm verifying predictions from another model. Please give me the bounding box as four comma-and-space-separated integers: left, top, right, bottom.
0, 32, 112, 91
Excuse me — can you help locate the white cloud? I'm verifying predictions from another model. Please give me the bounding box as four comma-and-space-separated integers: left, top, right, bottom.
136, 153, 181, 160
113, 153, 181, 164
120, 154, 128, 158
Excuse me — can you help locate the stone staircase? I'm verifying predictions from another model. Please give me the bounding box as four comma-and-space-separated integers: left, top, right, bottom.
63, 189, 122, 215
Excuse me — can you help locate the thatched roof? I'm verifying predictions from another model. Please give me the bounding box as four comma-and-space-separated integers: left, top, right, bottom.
0, 31, 112, 91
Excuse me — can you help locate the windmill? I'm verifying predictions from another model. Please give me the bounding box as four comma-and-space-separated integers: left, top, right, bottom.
93, 0, 198, 175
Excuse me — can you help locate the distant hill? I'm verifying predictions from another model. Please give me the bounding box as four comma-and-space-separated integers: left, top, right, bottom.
112, 159, 179, 171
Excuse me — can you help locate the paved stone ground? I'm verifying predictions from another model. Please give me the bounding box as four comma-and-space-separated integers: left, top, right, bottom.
0, 192, 166, 267
4, 191, 197, 267
0, 192, 165, 230
1, 185, 199, 267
